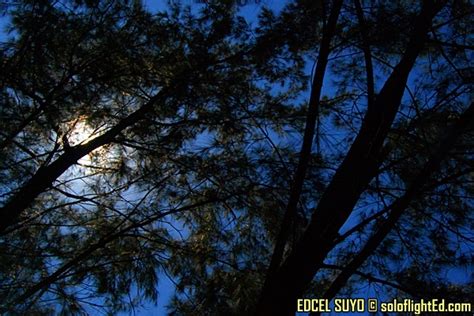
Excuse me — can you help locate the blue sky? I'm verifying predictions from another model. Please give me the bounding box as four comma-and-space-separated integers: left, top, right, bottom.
2, 1, 470, 315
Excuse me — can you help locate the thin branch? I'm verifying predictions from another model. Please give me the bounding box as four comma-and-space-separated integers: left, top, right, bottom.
262, 0, 343, 292
354, 0, 375, 109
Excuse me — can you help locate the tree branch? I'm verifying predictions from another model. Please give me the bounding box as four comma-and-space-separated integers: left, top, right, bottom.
354, 0, 375, 109
0, 88, 169, 235
261, 0, 343, 295
321, 101, 474, 302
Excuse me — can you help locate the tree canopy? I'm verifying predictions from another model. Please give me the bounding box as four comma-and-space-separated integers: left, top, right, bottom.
0, 0, 473, 315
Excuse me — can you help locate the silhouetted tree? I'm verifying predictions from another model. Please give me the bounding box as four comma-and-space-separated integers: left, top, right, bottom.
0, 0, 472, 315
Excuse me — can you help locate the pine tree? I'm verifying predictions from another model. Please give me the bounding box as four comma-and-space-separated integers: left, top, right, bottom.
0, 0, 472, 315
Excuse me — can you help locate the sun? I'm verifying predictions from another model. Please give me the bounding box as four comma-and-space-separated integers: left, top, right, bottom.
62, 116, 109, 166
65, 117, 95, 146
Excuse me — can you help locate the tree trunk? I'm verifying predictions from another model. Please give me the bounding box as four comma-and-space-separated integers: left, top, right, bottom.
255, 1, 446, 315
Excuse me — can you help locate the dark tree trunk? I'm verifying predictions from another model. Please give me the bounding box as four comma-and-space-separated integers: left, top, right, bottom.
255, 1, 446, 315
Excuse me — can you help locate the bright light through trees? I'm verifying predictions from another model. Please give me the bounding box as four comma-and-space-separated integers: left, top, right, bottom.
0, 1, 472, 315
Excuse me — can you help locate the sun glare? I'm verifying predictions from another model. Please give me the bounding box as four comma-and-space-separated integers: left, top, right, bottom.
67, 117, 95, 146
63, 117, 110, 166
